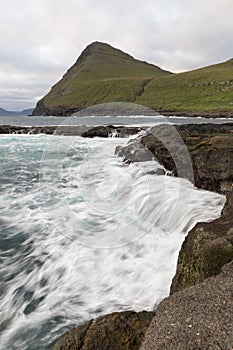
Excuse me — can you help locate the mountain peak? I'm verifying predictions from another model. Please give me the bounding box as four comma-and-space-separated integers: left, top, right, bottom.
75, 41, 134, 66
33, 42, 172, 116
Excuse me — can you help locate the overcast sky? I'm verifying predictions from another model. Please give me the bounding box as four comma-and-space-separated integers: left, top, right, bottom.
0, 0, 233, 110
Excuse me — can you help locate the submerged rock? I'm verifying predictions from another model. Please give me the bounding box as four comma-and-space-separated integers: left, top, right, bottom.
140, 261, 233, 350
51, 311, 154, 350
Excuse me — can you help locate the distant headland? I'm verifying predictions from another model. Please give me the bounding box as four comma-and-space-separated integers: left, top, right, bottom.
32, 41, 233, 117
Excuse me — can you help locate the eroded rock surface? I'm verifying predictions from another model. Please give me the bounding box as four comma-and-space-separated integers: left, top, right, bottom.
51, 311, 154, 350
140, 261, 233, 350
171, 192, 233, 293
116, 123, 233, 193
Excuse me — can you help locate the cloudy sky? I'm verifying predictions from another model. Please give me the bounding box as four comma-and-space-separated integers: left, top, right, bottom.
0, 0, 233, 110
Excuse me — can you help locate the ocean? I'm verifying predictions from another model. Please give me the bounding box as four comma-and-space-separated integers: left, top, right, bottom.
0, 114, 233, 127
0, 115, 228, 349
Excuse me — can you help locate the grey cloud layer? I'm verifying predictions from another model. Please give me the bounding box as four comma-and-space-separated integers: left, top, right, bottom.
0, 0, 232, 109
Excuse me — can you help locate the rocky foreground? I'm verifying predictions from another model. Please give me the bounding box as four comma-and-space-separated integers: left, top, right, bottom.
47, 123, 233, 350
2, 123, 231, 349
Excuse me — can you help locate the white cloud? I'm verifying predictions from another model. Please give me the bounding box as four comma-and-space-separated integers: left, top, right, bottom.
0, 0, 232, 109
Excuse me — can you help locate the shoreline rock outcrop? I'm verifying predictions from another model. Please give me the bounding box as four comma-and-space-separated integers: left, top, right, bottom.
115, 123, 233, 349
140, 261, 233, 350
0, 125, 144, 138
51, 311, 154, 350
170, 192, 233, 293
49, 122, 233, 350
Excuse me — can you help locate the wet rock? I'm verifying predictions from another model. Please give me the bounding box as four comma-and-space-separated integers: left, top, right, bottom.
0, 125, 56, 135
115, 140, 155, 162
117, 123, 233, 192
140, 124, 233, 193
0, 124, 143, 138
81, 125, 143, 138
170, 192, 233, 293
141, 261, 233, 350
51, 311, 154, 350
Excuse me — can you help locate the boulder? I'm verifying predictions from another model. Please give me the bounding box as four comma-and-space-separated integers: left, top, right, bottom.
140, 261, 233, 350
81, 125, 143, 138
170, 192, 233, 293
51, 311, 154, 350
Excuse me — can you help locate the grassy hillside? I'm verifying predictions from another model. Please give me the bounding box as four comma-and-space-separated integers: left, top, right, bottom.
33, 42, 233, 116
136, 59, 233, 113
33, 42, 172, 115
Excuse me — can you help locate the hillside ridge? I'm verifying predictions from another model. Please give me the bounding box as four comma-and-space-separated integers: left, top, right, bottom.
33, 42, 233, 116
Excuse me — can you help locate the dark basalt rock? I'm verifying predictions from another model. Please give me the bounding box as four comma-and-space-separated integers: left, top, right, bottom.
117, 123, 233, 193
141, 261, 233, 350
170, 192, 233, 293
0, 125, 56, 134
0, 125, 143, 138
51, 311, 154, 350
115, 140, 155, 162
32, 100, 82, 116
81, 125, 143, 138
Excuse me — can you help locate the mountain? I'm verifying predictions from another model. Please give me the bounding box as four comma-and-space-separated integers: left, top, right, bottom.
33, 41, 172, 116
136, 58, 233, 115
0, 108, 34, 116
33, 42, 233, 116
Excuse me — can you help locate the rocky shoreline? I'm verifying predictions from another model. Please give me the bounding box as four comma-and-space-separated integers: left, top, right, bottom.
0, 124, 144, 137
117, 123, 233, 349
1, 123, 232, 349
49, 123, 233, 350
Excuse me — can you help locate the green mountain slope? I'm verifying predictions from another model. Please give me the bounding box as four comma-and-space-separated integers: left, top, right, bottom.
33, 42, 172, 115
136, 59, 233, 113
33, 42, 233, 116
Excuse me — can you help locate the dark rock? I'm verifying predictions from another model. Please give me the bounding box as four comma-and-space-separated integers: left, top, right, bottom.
170, 192, 233, 293
141, 124, 233, 193
32, 100, 81, 116
51, 311, 154, 350
141, 261, 233, 350
0, 125, 56, 135
160, 110, 233, 118
0, 124, 142, 138
115, 140, 155, 162
81, 125, 143, 138
117, 123, 233, 193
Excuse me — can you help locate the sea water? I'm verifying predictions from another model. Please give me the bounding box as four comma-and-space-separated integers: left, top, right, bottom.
1, 114, 233, 127
0, 134, 225, 349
